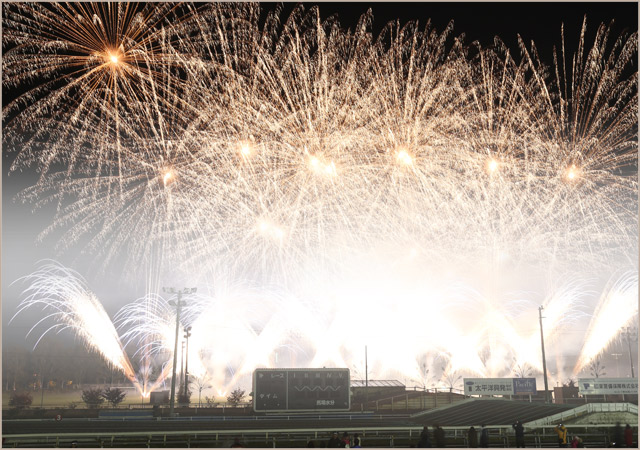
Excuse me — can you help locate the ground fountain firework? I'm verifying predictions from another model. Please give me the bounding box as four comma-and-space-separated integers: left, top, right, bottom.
4, 3, 638, 393
11, 262, 139, 389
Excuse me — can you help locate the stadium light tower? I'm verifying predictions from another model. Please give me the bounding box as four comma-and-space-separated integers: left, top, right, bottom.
538, 306, 550, 403
622, 326, 638, 378
184, 326, 192, 397
163, 287, 196, 417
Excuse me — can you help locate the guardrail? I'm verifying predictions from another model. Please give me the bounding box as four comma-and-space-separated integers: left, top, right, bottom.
526, 402, 639, 426
3, 425, 424, 448
3, 411, 411, 423
97, 410, 154, 420
3, 423, 630, 448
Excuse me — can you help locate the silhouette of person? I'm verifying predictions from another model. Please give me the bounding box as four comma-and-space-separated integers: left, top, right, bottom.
513, 419, 525, 448
468, 426, 478, 448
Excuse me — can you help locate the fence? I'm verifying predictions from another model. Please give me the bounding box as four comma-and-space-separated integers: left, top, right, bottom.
3, 422, 634, 448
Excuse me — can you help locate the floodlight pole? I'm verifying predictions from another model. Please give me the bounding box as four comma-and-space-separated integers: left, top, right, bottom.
539, 306, 550, 403
623, 327, 637, 378
180, 341, 186, 389
40, 371, 45, 408
164, 287, 196, 417
365, 346, 369, 404
184, 326, 192, 397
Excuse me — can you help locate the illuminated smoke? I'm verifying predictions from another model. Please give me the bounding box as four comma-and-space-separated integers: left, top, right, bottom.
4, 4, 637, 391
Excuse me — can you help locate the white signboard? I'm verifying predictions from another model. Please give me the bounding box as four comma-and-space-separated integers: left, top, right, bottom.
578, 378, 638, 395
464, 378, 514, 395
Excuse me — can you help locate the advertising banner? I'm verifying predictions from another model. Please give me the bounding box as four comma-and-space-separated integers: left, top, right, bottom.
513, 378, 537, 395
464, 378, 537, 395
578, 378, 638, 395
464, 378, 514, 395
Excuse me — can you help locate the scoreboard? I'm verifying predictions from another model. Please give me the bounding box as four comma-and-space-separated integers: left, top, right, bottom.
253, 368, 350, 412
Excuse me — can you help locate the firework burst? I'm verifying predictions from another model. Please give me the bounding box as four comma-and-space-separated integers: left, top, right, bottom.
4, 4, 637, 391
11, 261, 140, 389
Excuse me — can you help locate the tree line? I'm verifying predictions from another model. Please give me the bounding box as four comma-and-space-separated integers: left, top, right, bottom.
3, 342, 133, 392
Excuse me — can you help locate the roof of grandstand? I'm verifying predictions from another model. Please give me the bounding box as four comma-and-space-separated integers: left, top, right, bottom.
351, 380, 405, 387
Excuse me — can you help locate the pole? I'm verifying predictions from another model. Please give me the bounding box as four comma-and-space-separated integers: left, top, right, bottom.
539, 306, 550, 403
164, 287, 196, 417
180, 341, 185, 391
612, 353, 622, 377
624, 327, 636, 378
40, 372, 45, 408
169, 291, 183, 417
365, 346, 368, 405
184, 327, 192, 397
628, 336, 635, 378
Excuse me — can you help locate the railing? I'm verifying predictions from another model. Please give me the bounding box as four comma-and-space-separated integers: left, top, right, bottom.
525, 402, 639, 427
3, 424, 630, 448
3, 412, 412, 423
3, 425, 425, 448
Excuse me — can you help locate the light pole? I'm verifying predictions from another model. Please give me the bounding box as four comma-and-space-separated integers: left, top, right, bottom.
539, 306, 550, 403
180, 341, 186, 390
40, 372, 45, 408
611, 352, 624, 401
612, 353, 623, 377
365, 345, 368, 404
184, 326, 192, 398
622, 326, 638, 378
164, 287, 196, 417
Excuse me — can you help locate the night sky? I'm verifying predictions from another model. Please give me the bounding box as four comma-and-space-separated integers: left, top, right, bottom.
273, 2, 638, 59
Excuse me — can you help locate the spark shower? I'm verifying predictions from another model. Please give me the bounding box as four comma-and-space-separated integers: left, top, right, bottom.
3, 2, 638, 395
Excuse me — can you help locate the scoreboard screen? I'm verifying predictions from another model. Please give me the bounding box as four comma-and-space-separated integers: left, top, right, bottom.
253, 368, 350, 412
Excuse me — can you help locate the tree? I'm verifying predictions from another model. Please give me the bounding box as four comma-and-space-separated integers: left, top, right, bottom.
69, 349, 103, 387
29, 341, 72, 391
82, 388, 105, 408
9, 392, 33, 409
589, 358, 606, 378
512, 361, 533, 378
227, 388, 245, 406
3, 347, 29, 391
413, 356, 432, 390
478, 347, 491, 369
419, 363, 431, 389
102, 387, 126, 407
177, 386, 191, 405
441, 368, 462, 392
191, 375, 210, 407
29, 348, 61, 408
